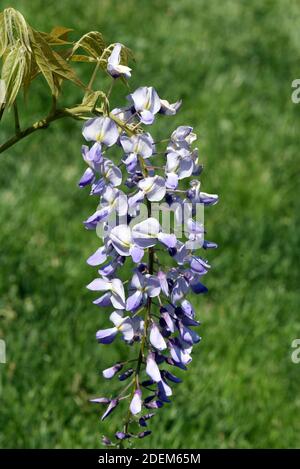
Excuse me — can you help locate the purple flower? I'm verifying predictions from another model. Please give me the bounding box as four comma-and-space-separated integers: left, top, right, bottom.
103, 363, 123, 379
130, 389, 142, 415
107, 43, 132, 79
159, 98, 182, 115
101, 399, 119, 421
128, 87, 161, 125
120, 133, 155, 159
87, 277, 125, 309
109, 225, 144, 263
169, 126, 196, 150
118, 369, 134, 381
139, 413, 155, 427
79, 67, 218, 445
138, 431, 152, 439
132, 218, 160, 248
138, 175, 166, 202
83, 117, 119, 146
126, 271, 160, 312
90, 159, 122, 196
115, 431, 131, 440
79, 167, 94, 188
96, 311, 134, 344
102, 436, 112, 446
82, 143, 103, 171
149, 322, 167, 351
146, 352, 161, 383
90, 397, 111, 404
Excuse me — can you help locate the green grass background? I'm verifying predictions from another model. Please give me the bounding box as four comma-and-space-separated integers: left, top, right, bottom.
0, 0, 300, 448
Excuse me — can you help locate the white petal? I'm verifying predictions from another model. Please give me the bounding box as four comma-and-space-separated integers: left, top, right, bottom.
120, 319, 134, 341
110, 225, 132, 256
120, 135, 135, 154
107, 165, 122, 187
82, 118, 102, 142
132, 217, 160, 248
86, 278, 111, 291
108, 43, 122, 66
138, 176, 166, 202
110, 310, 124, 326
150, 323, 167, 351
130, 390, 142, 415
130, 87, 148, 111
111, 278, 126, 306
146, 353, 161, 383
87, 246, 107, 266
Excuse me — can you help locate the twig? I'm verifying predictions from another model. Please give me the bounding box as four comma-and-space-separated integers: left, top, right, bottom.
0, 108, 83, 154
13, 103, 21, 136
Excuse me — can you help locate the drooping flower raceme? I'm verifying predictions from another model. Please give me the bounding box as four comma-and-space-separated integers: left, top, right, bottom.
78, 52, 218, 446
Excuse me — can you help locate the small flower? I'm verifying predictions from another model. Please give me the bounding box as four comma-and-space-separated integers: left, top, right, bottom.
84, 187, 127, 228
149, 322, 167, 351
96, 311, 134, 344
130, 389, 142, 415
109, 225, 144, 263
102, 436, 113, 446
165, 150, 194, 189
79, 167, 95, 188
138, 175, 166, 201
82, 117, 119, 145
101, 399, 119, 421
120, 133, 155, 160
159, 98, 182, 115
90, 397, 111, 404
107, 43, 132, 79
138, 431, 152, 439
128, 87, 161, 125
126, 271, 160, 312
103, 363, 123, 379
118, 369, 134, 381
132, 217, 160, 248
139, 413, 155, 427
87, 245, 108, 266
115, 431, 131, 440
111, 107, 135, 126
90, 159, 122, 196
87, 277, 125, 309
146, 352, 161, 383
169, 125, 197, 150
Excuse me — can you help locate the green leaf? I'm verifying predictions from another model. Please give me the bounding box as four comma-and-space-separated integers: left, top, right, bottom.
39, 31, 72, 46
0, 12, 7, 57
71, 31, 106, 59
70, 54, 97, 63
1, 45, 28, 106
39, 27, 73, 46
1, 8, 32, 56
82, 90, 105, 108
30, 29, 84, 96
50, 26, 73, 41
120, 44, 134, 65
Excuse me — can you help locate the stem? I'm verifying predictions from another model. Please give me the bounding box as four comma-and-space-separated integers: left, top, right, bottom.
13, 103, 21, 136
87, 59, 102, 91
123, 177, 154, 438
0, 108, 78, 154
107, 80, 114, 99
87, 45, 113, 92
0, 105, 5, 122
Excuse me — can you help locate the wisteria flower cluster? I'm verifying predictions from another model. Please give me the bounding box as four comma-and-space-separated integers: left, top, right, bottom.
78, 43, 218, 447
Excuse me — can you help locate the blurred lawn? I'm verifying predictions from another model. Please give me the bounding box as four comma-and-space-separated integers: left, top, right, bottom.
0, 0, 300, 449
